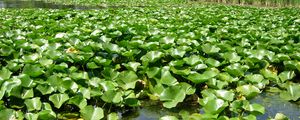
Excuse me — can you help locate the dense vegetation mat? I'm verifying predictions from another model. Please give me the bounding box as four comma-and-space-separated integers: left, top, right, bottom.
0, 5, 300, 120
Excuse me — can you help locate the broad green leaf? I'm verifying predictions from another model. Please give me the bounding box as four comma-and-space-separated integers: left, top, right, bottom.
22, 64, 44, 77
202, 43, 220, 54
224, 63, 249, 77
160, 115, 178, 120
124, 62, 141, 72
205, 58, 220, 67
22, 89, 34, 99
117, 71, 139, 90
273, 113, 289, 120
279, 71, 296, 82
39, 58, 53, 67
203, 98, 228, 114
80, 105, 104, 120
214, 90, 234, 101
124, 98, 141, 107
22, 53, 40, 63
107, 112, 119, 120
101, 90, 123, 103
260, 68, 279, 82
36, 84, 55, 95
160, 67, 178, 86
24, 97, 42, 111
236, 85, 260, 99
244, 74, 264, 84
68, 95, 87, 109
280, 83, 300, 101
244, 103, 265, 115
87, 62, 99, 69
0, 45, 14, 56
187, 68, 219, 84
146, 67, 161, 78
169, 48, 186, 58
140, 51, 164, 64
0, 67, 12, 81
19, 74, 35, 88
38, 110, 56, 120
49, 93, 69, 108
160, 85, 185, 108
222, 52, 241, 63
25, 113, 38, 120
179, 82, 196, 95
183, 55, 203, 66
0, 109, 15, 120
70, 72, 89, 80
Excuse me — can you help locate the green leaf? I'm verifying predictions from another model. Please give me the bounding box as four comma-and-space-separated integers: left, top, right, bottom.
68, 95, 87, 109
87, 62, 99, 69
0, 45, 14, 56
214, 90, 234, 101
124, 98, 141, 107
39, 58, 53, 67
25, 97, 42, 111
22, 53, 40, 63
146, 67, 161, 78
205, 58, 220, 67
38, 110, 56, 120
25, 113, 38, 120
236, 85, 260, 99
140, 51, 164, 64
183, 55, 203, 66
222, 52, 241, 63
101, 90, 123, 103
169, 48, 186, 58
0, 67, 12, 81
202, 43, 220, 54
187, 68, 219, 84
160, 85, 186, 108
280, 83, 300, 101
260, 68, 279, 82
160, 115, 178, 120
19, 74, 35, 88
49, 93, 69, 108
244, 74, 264, 84
244, 103, 265, 115
273, 113, 289, 120
117, 71, 139, 90
22, 64, 44, 77
0, 109, 15, 120
203, 98, 228, 114
124, 62, 141, 72
224, 63, 248, 77
80, 105, 104, 120
279, 71, 296, 83
107, 112, 119, 120
22, 89, 34, 99
36, 84, 55, 95
70, 72, 89, 80
160, 67, 178, 86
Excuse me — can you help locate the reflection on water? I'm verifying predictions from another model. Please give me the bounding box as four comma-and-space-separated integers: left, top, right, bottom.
252, 92, 300, 120
0, 0, 105, 9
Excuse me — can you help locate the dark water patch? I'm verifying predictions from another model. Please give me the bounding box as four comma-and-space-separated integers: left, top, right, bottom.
0, 0, 129, 9
252, 92, 300, 119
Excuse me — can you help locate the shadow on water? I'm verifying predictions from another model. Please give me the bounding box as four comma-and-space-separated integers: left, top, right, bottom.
0, 0, 127, 9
